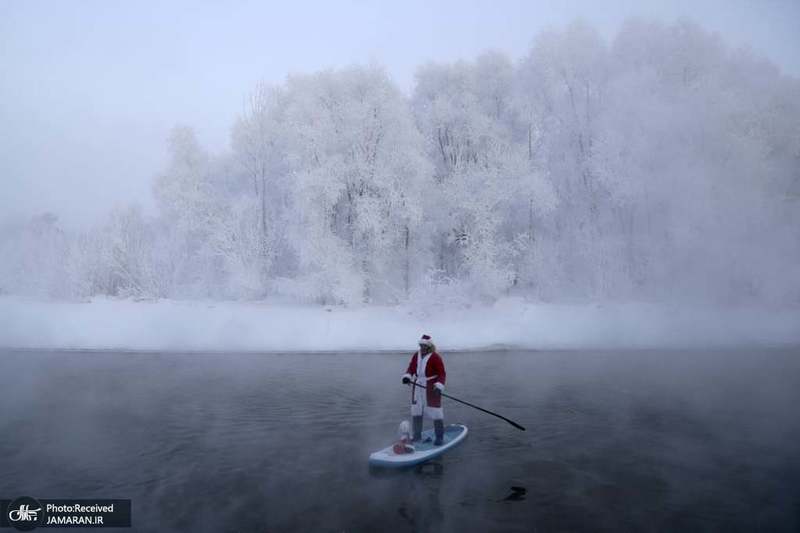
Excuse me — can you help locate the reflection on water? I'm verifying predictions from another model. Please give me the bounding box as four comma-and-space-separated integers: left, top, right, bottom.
0, 349, 799, 532
499, 486, 527, 502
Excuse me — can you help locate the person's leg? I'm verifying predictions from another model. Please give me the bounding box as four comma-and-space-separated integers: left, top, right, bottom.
412, 416, 423, 441
433, 419, 444, 446
427, 406, 445, 445
410, 401, 423, 442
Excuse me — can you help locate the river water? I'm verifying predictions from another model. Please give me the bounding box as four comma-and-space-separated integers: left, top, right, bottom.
1, 348, 798, 532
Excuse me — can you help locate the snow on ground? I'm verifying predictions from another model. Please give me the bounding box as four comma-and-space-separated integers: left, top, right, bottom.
0, 296, 798, 352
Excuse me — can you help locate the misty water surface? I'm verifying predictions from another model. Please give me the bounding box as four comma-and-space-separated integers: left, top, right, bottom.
1, 349, 798, 532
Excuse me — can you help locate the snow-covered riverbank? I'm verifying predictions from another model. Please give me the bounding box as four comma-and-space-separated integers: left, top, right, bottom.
1, 297, 798, 352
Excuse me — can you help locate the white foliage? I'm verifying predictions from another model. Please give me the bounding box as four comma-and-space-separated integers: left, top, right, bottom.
2, 19, 798, 307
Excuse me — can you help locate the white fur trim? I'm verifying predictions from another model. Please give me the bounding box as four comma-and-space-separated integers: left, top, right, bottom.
424, 406, 444, 420
418, 337, 433, 347
401, 373, 412, 382
419, 353, 433, 378
434, 382, 445, 392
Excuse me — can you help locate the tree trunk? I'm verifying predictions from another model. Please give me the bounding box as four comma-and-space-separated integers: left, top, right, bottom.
260, 174, 268, 242
404, 225, 410, 297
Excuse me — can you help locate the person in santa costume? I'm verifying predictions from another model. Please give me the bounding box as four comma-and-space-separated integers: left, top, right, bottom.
401, 334, 447, 445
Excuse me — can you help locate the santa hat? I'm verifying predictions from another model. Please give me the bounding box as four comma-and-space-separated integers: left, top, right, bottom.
418, 334, 433, 347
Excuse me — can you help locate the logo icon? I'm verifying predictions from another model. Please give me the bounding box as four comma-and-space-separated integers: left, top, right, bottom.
6, 497, 44, 531
8, 505, 40, 522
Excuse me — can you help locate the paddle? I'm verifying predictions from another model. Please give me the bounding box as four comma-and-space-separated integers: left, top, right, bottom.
408, 381, 526, 431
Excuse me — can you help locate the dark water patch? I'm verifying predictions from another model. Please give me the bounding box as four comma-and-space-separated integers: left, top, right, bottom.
499, 486, 527, 501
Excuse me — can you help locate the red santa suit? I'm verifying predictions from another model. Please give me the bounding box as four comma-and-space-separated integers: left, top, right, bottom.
402, 349, 446, 420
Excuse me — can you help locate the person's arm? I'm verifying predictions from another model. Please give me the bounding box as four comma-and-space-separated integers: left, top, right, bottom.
402, 352, 417, 384
431, 354, 446, 393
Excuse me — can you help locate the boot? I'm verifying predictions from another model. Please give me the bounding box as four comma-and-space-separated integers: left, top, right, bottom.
412, 416, 423, 442
434, 420, 444, 446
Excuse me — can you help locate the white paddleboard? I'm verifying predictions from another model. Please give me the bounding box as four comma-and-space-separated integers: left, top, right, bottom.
369, 424, 468, 468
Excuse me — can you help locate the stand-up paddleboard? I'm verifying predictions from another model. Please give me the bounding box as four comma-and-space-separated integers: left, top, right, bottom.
369, 424, 468, 468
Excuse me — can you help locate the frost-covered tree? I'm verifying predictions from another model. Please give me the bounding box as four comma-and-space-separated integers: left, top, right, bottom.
278, 66, 430, 304
516, 21, 615, 298
0, 213, 70, 297
2, 18, 797, 306
413, 53, 555, 297
231, 84, 290, 292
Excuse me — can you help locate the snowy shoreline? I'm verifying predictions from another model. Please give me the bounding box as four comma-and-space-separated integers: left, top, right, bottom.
1, 297, 798, 353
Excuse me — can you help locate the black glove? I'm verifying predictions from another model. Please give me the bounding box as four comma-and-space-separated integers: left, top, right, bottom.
402, 376, 411, 384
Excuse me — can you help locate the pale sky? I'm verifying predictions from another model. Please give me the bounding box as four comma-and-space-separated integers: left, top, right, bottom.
1, 0, 798, 227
